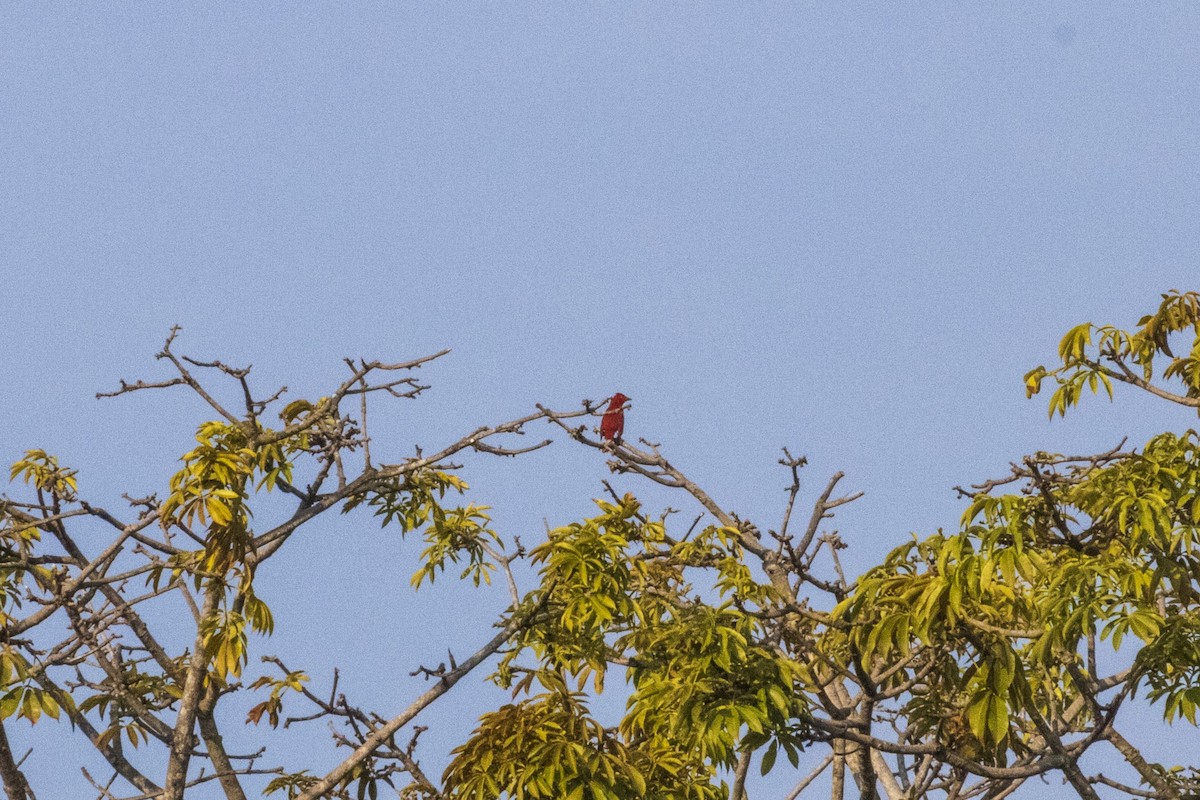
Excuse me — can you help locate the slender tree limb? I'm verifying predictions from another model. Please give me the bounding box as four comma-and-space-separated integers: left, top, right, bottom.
295, 597, 547, 800
1103, 726, 1182, 800
784, 754, 834, 800
730, 748, 752, 800
162, 587, 221, 800
0, 721, 34, 800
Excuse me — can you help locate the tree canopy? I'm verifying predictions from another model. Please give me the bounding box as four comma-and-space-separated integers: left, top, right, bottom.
3, 293, 1200, 799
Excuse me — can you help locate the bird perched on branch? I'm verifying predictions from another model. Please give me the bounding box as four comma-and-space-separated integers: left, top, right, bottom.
600, 393, 629, 444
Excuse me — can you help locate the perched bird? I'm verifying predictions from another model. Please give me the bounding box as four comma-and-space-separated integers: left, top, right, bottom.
600, 393, 629, 443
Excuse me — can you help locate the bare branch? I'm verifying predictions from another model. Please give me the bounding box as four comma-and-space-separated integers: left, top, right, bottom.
784, 754, 834, 800
295, 596, 549, 800
96, 377, 186, 400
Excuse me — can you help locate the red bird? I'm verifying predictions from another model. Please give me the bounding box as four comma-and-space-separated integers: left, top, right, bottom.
600, 393, 630, 443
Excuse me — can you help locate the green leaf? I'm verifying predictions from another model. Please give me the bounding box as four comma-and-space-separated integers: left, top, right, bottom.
988, 695, 1008, 743
967, 695, 990, 742
760, 741, 778, 776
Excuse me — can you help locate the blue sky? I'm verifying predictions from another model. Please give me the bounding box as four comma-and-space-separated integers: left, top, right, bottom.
3, 4, 1200, 798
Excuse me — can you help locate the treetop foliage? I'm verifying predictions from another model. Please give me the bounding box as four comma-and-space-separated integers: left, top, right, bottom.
1, 295, 1200, 799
